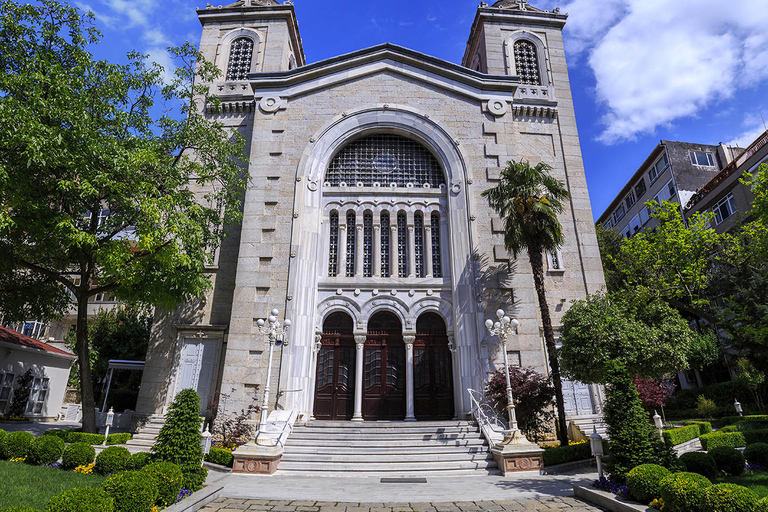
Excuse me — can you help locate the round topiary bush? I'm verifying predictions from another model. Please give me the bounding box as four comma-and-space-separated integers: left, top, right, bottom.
94, 446, 130, 476
28, 435, 65, 465
701, 483, 759, 512
101, 471, 158, 512
45, 487, 115, 512
709, 446, 746, 476
182, 467, 208, 492
626, 463, 671, 504
126, 452, 152, 471
659, 472, 712, 512
745, 443, 768, 466
61, 442, 96, 470
142, 461, 183, 506
1, 431, 35, 459
757, 497, 768, 512
679, 451, 719, 479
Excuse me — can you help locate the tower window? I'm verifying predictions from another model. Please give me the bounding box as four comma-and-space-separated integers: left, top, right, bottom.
414, 212, 424, 278
381, 212, 390, 278
346, 212, 356, 277
328, 212, 339, 277
513, 40, 541, 86
226, 37, 254, 81
431, 213, 442, 278
363, 212, 373, 277
397, 212, 407, 278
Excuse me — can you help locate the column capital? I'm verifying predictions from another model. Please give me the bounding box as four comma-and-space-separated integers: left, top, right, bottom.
424, 225, 432, 232
354, 334, 367, 346
447, 333, 457, 353
313, 333, 323, 353
339, 224, 347, 231
403, 335, 416, 345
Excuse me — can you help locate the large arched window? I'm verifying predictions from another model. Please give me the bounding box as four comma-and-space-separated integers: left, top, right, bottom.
513, 40, 541, 85
226, 37, 255, 81
326, 134, 445, 187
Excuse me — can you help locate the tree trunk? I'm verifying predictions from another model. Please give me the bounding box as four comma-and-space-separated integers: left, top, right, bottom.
76, 295, 97, 433
528, 248, 570, 447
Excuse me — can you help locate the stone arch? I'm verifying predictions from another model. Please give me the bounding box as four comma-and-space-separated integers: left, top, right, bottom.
360, 296, 411, 331
316, 296, 362, 332
410, 297, 454, 332
216, 28, 263, 78
503, 31, 551, 86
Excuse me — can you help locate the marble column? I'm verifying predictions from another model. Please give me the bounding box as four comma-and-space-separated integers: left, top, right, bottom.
373, 223, 381, 277
338, 224, 347, 277
307, 333, 322, 420
390, 225, 398, 277
355, 223, 364, 277
407, 225, 416, 279
352, 334, 366, 422
447, 333, 459, 420
424, 224, 433, 278
403, 335, 416, 421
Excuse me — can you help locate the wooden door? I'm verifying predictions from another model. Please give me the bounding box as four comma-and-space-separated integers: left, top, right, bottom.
414, 313, 454, 420
363, 312, 405, 420
313, 313, 356, 420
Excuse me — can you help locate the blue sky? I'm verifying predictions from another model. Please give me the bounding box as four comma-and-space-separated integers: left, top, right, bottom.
76, 0, 768, 220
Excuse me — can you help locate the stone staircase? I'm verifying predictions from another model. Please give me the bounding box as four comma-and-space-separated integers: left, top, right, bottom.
279, 420, 500, 476
567, 414, 608, 442
124, 414, 166, 454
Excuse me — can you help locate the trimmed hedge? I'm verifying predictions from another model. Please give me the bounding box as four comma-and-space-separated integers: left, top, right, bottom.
101, 471, 158, 512
684, 421, 714, 435
45, 487, 115, 512
709, 447, 746, 476
663, 424, 701, 446
541, 442, 592, 466
679, 452, 718, 480
28, 435, 65, 465
758, 497, 768, 512
2, 507, 42, 512
95, 446, 130, 475
42, 430, 105, 445
126, 452, 152, 471
182, 467, 208, 492
142, 461, 183, 506
700, 432, 746, 450
626, 464, 670, 504
1, 431, 34, 459
659, 472, 712, 512
205, 447, 234, 467
702, 483, 759, 512
744, 429, 768, 445
0, 429, 6, 445
105, 433, 132, 446
61, 442, 95, 470
745, 443, 768, 466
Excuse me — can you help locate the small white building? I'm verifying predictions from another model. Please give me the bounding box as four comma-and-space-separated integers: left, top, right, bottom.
0, 326, 76, 420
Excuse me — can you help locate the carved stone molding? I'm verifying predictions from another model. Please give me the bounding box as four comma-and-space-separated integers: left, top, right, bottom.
354, 334, 367, 346
403, 335, 416, 346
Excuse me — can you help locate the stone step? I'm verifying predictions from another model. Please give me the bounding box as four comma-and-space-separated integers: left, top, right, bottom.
292, 426, 478, 435
288, 432, 482, 441
275, 468, 503, 477
281, 452, 492, 463
298, 421, 474, 429
278, 460, 499, 472
125, 439, 155, 448
285, 445, 490, 455
285, 438, 486, 448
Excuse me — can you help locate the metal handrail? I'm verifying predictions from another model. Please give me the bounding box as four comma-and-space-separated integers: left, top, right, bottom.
467, 388, 511, 436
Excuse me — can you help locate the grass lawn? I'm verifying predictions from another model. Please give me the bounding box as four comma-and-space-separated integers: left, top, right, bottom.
715, 471, 768, 498
0, 460, 106, 510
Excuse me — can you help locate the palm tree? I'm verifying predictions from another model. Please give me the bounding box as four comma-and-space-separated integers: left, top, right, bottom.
482, 159, 571, 447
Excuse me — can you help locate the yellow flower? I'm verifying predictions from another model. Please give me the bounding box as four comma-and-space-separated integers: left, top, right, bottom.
9, 457, 27, 463
74, 462, 95, 474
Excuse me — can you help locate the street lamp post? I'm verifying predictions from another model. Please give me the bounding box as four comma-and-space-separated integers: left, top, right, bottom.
255, 309, 291, 428
485, 309, 520, 433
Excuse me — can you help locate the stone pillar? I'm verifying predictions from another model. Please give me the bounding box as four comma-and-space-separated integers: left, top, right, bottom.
352, 334, 366, 422
407, 225, 416, 279
390, 225, 398, 277
448, 333, 459, 420
424, 224, 433, 278
307, 333, 322, 420
355, 223, 364, 277
404, 334, 416, 421
373, 222, 381, 277
338, 224, 347, 277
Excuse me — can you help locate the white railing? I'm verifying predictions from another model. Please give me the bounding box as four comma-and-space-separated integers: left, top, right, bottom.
467, 388, 512, 448
254, 409, 297, 447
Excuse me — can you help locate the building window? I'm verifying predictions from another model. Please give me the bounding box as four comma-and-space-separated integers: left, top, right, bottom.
346, 212, 356, 277
431, 213, 442, 278
513, 40, 541, 85
625, 191, 636, 209
363, 212, 373, 277
639, 205, 650, 225
397, 212, 407, 278
690, 151, 715, 167
713, 193, 737, 225
629, 213, 642, 234
506, 351, 522, 367
326, 134, 444, 188
414, 212, 424, 278
654, 179, 676, 205
22, 321, 46, 340
614, 204, 625, 223
0, 372, 14, 414
634, 179, 647, 199
226, 37, 254, 81
603, 218, 613, 230
25, 377, 49, 415
649, 152, 669, 183
380, 212, 390, 278
328, 212, 339, 277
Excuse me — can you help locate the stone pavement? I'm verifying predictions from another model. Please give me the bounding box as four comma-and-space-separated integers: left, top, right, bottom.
200, 497, 607, 512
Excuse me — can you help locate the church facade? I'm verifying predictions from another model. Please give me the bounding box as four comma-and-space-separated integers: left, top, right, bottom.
136, 0, 605, 433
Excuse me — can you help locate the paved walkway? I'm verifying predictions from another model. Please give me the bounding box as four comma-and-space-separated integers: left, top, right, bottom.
200, 497, 606, 511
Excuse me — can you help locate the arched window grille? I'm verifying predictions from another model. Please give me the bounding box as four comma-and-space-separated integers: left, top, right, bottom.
513, 40, 541, 86
397, 212, 407, 278
431, 213, 442, 278
326, 134, 444, 187
346, 212, 356, 277
414, 212, 424, 278
226, 37, 255, 81
363, 212, 373, 277
380, 212, 390, 278
328, 212, 339, 277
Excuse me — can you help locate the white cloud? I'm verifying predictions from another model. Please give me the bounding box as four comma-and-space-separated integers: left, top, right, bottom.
146, 47, 177, 85
553, 0, 768, 144
727, 116, 768, 148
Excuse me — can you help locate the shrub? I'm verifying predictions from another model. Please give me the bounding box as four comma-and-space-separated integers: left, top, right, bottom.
697, 396, 719, 418
659, 472, 712, 512
744, 429, 768, 445
2, 507, 42, 512
28, 435, 65, 465
43, 429, 76, 442
663, 424, 701, 446
626, 464, 670, 504
0, 429, 6, 444
94, 446, 130, 475
484, 366, 555, 442
67, 432, 105, 445
679, 452, 718, 479
721, 425, 739, 433
61, 442, 95, 470
668, 381, 753, 413
700, 432, 746, 450
152, 389, 203, 473
744, 443, 768, 466
684, 421, 714, 435
45, 487, 115, 512
709, 446, 746, 476
758, 497, 768, 512
182, 467, 208, 492
105, 433, 132, 445
142, 461, 183, 506
101, 471, 158, 512
701, 483, 759, 512
1, 431, 34, 459
126, 452, 152, 471
205, 446, 234, 467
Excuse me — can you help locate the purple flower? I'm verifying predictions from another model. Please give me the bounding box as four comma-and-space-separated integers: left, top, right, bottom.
592, 477, 629, 499
176, 489, 193, 502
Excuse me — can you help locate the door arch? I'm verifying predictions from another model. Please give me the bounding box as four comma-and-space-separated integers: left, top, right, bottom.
313, 312, 356, 420
414, 313, 454, 420
363, 311, 406, 420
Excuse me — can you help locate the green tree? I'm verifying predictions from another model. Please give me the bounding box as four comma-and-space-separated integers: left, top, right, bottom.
747, 163, 768, 223
0, 1, 247, 432
152, 389, 203, 473
481, 159, 571, 446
